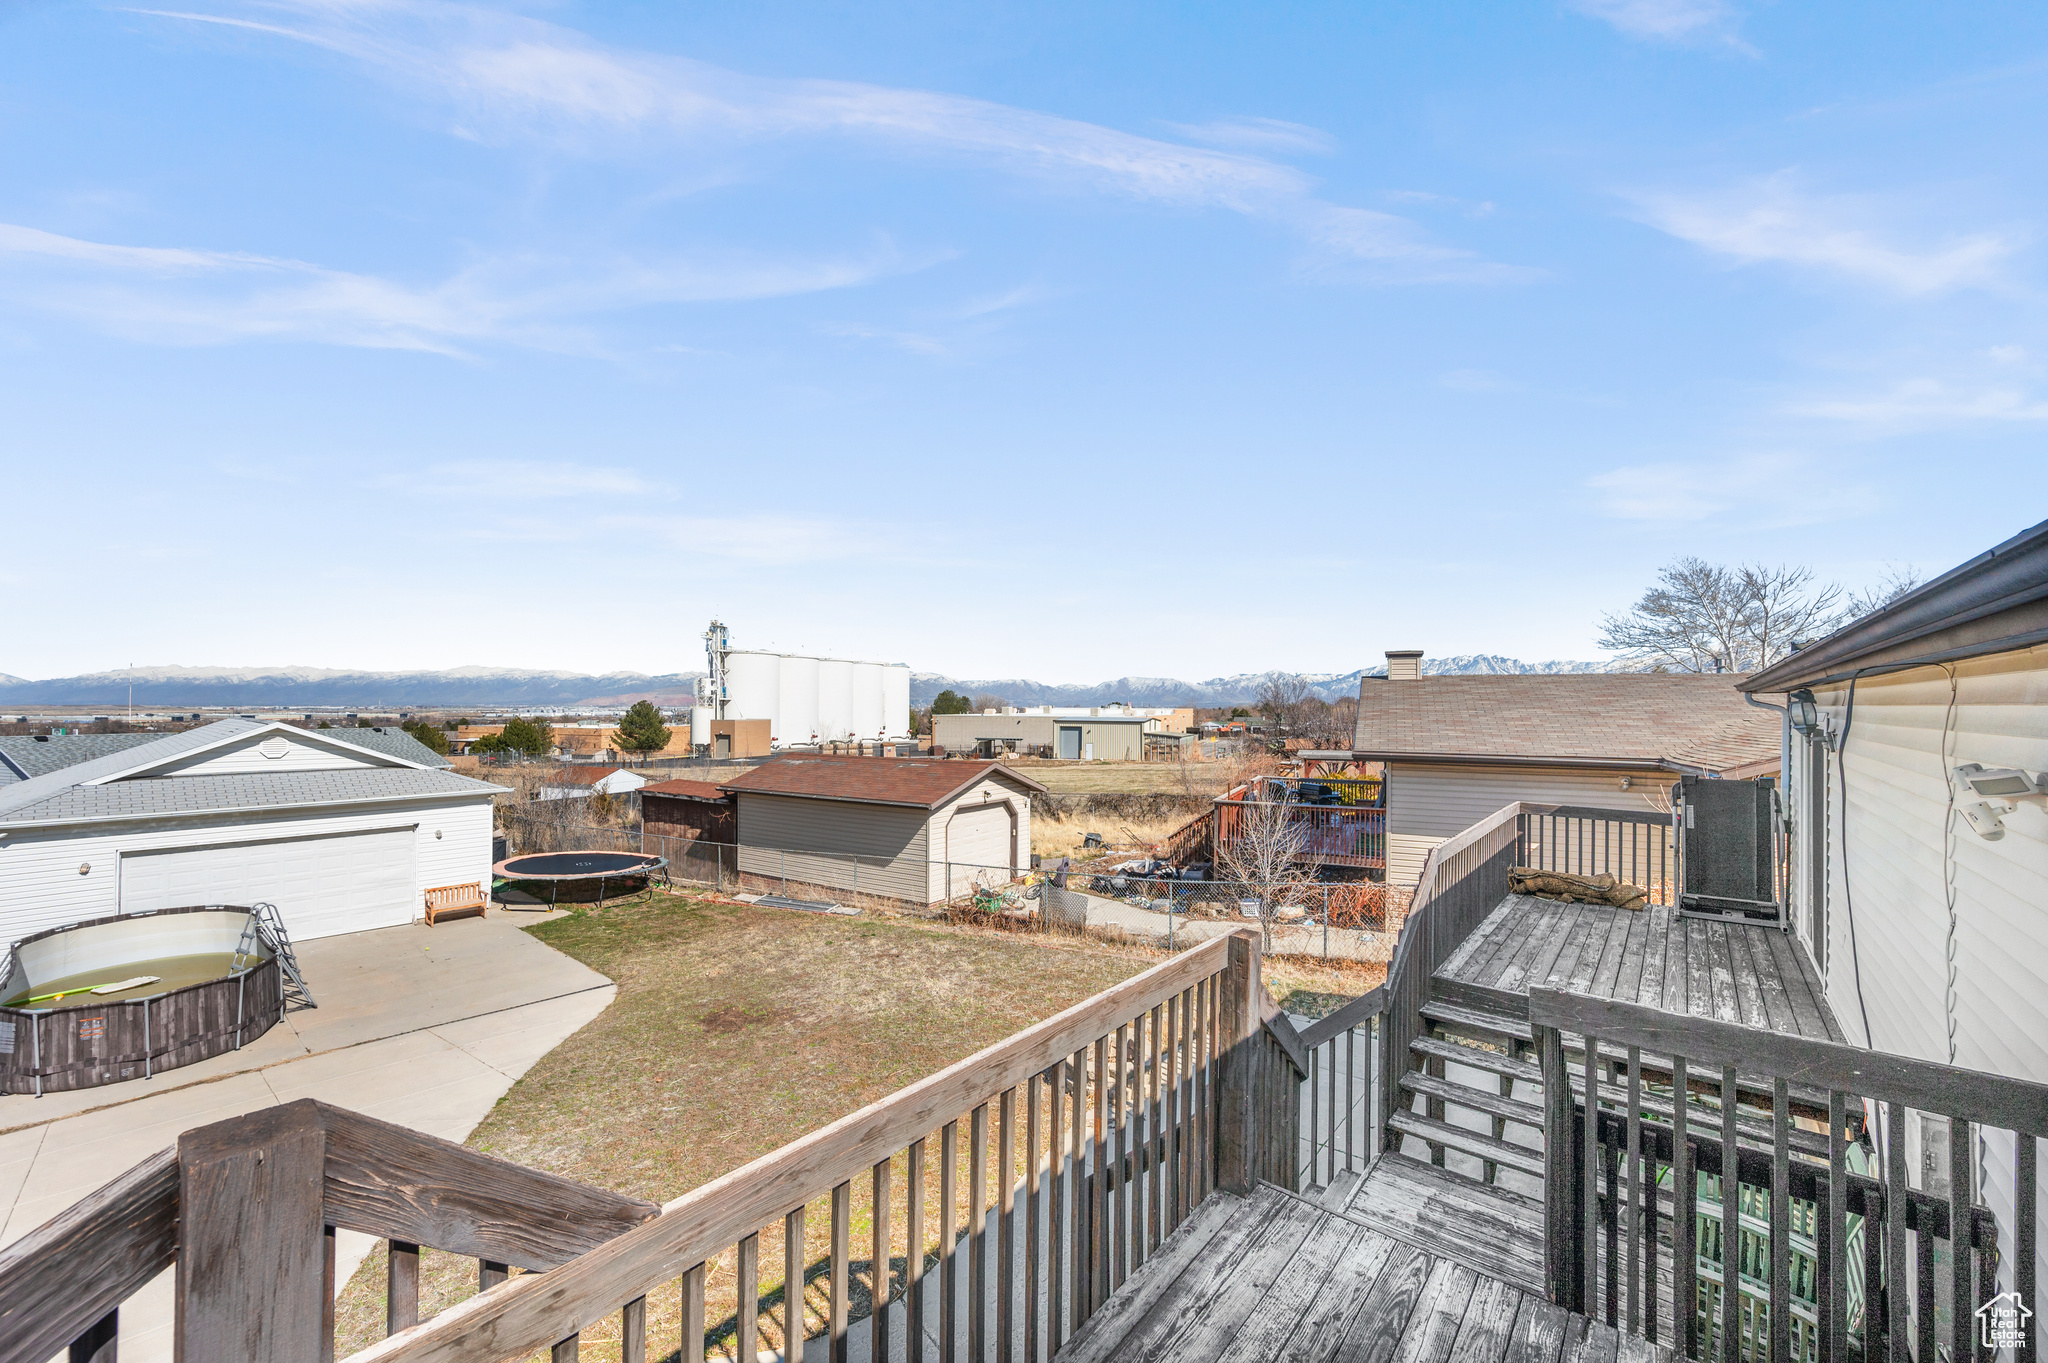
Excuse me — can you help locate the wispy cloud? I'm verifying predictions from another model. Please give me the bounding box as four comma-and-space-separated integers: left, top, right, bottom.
0, 222, 912, 353
1787, 378, 2048, 427
1567, 0, 1750, 50
1587, 453, 1877, 524
136, 1, 1516, 284
1629, 173, 2021, 294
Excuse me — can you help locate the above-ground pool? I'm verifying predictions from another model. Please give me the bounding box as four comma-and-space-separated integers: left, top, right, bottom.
492, 850, 667, 906
0, 906, 284, 1095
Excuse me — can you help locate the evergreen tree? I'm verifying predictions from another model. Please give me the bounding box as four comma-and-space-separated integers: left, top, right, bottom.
930, 690, 973, 715
498, 718, 553, 755
612, 701, 672, 756
401, 719, 450, 755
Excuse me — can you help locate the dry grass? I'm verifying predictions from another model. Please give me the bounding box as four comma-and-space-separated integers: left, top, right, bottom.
1029, 809, 1199, 859
331, 887, 1164, 1361
1011, 761, 1234, 796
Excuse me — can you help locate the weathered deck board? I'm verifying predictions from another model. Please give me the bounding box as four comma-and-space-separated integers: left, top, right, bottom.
1056, 1161, 1664, 1363
1430, 895, 1839, 1042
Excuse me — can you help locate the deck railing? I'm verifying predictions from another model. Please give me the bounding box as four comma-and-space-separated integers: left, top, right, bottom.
0, 931, 1307, 1363
1518, 803, 1676, 907
1533, 988, 2048, 1363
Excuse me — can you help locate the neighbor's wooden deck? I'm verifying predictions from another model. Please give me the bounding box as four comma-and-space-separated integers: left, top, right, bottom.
1431, 895, 1844, 1042
1059, 1164, 1662, 1363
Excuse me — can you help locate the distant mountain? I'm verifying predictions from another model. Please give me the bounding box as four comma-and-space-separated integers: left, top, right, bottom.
0, 654, 1629, 711
911, 656, 1627, 707
0, 665, 705, 709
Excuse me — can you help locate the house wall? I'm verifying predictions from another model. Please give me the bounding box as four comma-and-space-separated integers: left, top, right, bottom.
734, 792, 933, 903
0, 795, 496, 945
642, 794, 736, 844
1384, 761, 1676, 886
1804, 644, 2048, 1293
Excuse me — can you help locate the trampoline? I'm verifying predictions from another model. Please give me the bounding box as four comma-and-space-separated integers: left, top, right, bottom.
491, 851, 667, 908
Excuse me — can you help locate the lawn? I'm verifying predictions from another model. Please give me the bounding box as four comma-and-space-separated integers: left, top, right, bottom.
332, 889, 1163, 1360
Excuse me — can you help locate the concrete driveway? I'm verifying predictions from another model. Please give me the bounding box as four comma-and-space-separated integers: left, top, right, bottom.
0, 911, 615, 1361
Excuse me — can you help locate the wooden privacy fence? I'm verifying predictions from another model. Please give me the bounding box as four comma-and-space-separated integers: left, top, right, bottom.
0, 931, 1307, 1363
1533, 987, 2048, 1363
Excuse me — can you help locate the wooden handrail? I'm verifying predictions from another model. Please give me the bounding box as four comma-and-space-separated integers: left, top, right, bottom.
0, 1147, 178, 1363
350, 933, 1240, 1363
1297, 984, 1386, 1052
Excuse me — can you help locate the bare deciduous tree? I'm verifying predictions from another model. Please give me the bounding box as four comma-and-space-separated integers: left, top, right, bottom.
1841, 564, 1923, 620
969, 693, 1011, 713
1599, 558, 1845, 672
1214, 786, 1327, 950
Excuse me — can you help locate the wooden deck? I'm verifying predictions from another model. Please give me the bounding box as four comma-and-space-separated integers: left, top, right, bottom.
1430, 895, 1843, 1042
1058, 1174, 1664, 1363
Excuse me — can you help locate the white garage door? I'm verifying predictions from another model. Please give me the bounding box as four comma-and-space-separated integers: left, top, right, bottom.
945, 804, 1012, 898
121, 828, 418, 941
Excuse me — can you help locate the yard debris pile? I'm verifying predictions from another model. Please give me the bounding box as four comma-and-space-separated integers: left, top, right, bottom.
1509, 866, 1649, 912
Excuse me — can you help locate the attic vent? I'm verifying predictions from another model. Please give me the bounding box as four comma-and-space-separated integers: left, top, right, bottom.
259, 738, 291, 760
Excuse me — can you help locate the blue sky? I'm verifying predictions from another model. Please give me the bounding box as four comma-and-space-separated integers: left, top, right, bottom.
3, 1, 2043, 682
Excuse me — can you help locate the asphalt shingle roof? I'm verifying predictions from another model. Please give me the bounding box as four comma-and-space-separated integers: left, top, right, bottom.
320, 726, 454, 768
641, 779, 731, 801
1351, 673, 1779, 773
721, 754, 1047, 808
0, 733, 165, 781
0, 767, 503, 825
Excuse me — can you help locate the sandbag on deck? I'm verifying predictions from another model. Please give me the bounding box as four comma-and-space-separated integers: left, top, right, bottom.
1508, 866, 1649, 911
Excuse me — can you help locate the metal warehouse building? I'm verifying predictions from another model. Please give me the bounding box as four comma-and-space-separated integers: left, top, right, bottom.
721, 755, 1044, 904
931, 710, 1164, 760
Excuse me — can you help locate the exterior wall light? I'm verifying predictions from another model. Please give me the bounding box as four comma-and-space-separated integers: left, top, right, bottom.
1787, 689, 1824, 740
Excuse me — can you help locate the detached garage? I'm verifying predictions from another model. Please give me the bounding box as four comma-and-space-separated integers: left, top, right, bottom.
721, 755, 1044, 905
0, 719, 507, 947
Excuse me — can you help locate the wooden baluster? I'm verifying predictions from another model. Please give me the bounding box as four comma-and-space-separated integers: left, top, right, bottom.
999, 1088, 1015, 1363
1089, 1036, 1107, 1317
1886, 1100, 1910, 1363
1027, 1072, 1043, 1363
479, 1259, 508, 1292
622, 1295, 647, 1363
2019, 1134, 2038, 1363
1605, 1115, 1620, 1327
1205, 972, 1220, 1200
1345, 1025, 1357, 1174
387, 1240, 420, 1336
1825, 1092, 1846, 1363
1644, 1142, 1659, 1345
1110, 1023, 1127, 1289
971, 1103, 991, 1360
1770, 1078, 1791, 1363
1627, 1047, 1642, 1335
1538, 1023, 1572, 1310
67, 1308, 118, 1363
1916, 1191, 1936, 1363
1143, 1006, 1160, 1264
1675, 1056, 1695, 1362
1169, 991, 1186, 1229
1720, 1065, 1739, 1363
1050, 1066, 1068, 1354
739, 1232, 760, 1363
832, 1181, 853, 1363
682, 1261, 706, 1363
908, 1142, 926, 1363
1309, 1043, 1321, 1189
788, 1207, 808, 1363
874, 1157, 893, 1363
1950, 1117, 1974, 1363
943, 1120, 959, 1363
553, 1335, 579, 1362
1583, 1034, 1601, 1316
324, 1224, 338, 1363
1069, 1056, 1087, 1343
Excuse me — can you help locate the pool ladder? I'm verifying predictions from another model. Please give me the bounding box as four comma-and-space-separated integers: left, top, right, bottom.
234, 902, 317, 1011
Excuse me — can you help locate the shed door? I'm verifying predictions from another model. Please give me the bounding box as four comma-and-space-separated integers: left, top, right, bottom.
120, 828, 418, 942
945, 803, 1012, 898
1057, 726, 1082, 760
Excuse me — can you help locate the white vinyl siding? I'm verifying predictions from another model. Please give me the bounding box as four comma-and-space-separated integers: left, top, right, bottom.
121, 827, 418, 940
735, 792, 932, 902
1806, 644, 2048, 1295
0, 795, 495, 947
138, 732, 399, 777
1385, 762, 1675, 887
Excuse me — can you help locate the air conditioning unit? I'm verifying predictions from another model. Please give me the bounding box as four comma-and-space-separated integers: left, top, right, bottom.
1674, 775, 1782, 925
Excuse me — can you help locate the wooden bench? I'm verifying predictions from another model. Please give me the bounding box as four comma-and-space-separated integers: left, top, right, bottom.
423, 882, 488, 926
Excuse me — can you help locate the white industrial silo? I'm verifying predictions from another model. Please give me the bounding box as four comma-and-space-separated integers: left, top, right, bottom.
778, 654, 819, 746
880, 664, 910, 739
849, 662, 882, 740
816, 659, 853, 741
724, 651, 782, 737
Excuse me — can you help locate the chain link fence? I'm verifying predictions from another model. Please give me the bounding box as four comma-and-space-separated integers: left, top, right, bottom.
493, 810, 1405, 963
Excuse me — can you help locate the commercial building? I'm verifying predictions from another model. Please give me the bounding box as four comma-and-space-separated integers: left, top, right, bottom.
0, 719, 504, 944
720, 755, 1043, 904
931, 707, 1169, 760
693, 620, 911, 747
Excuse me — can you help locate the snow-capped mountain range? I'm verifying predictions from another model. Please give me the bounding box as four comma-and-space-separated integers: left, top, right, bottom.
0, 656, 1625, 709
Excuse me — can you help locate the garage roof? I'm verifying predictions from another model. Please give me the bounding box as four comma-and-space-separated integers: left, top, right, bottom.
641, 779, 731, 802
721, 755, 1046, 808
0, 732, 163, 782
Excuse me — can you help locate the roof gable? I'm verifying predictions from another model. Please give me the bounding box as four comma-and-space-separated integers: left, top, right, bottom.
722, 755, 1046, 808
137, 728, 412, 778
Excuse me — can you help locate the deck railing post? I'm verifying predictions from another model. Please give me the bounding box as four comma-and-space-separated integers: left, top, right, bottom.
1214, 930, 1261, 1193
175, 1103, 328, 1363
1537, 1023, 1577, 1311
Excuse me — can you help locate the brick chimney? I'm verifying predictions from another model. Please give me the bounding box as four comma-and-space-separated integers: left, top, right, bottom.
1385, 650, 1423, 681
